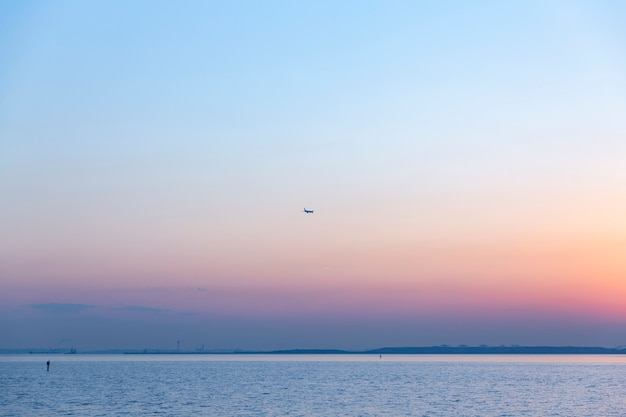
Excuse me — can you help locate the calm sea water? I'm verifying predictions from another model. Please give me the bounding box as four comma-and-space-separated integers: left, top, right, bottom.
2, 354, 626, 416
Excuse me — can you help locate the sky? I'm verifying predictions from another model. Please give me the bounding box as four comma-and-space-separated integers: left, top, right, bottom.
1, 0, 626, 352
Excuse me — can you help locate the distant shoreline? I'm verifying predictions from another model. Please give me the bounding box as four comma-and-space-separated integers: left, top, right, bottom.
3, 346, 626, 355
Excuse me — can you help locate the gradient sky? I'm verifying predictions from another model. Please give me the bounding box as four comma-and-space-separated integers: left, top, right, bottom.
1, 0, 626, 351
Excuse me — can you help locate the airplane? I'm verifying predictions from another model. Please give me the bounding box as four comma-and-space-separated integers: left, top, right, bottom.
303, 208, 314, 214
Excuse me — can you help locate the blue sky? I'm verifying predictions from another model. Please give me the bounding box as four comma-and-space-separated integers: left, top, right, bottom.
1, 1, 626, 351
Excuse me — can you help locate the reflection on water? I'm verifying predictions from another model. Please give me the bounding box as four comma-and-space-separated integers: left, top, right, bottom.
2, 354, 626, 416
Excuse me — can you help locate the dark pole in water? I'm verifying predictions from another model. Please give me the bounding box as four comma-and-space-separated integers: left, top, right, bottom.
46, 360, 50, 371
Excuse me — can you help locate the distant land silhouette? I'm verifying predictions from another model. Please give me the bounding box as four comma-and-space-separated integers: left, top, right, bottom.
265, 346, 626, 355
3, 345, 626, 355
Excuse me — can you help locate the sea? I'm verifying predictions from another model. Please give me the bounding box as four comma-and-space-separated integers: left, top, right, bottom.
2, 354, 626, 416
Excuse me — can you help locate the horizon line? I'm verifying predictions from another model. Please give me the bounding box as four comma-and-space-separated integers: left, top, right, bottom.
4, 345, 626, 355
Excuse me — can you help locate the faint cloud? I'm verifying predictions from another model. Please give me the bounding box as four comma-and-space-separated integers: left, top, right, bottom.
29, 303, 93, 314
115, 305, 164, 313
